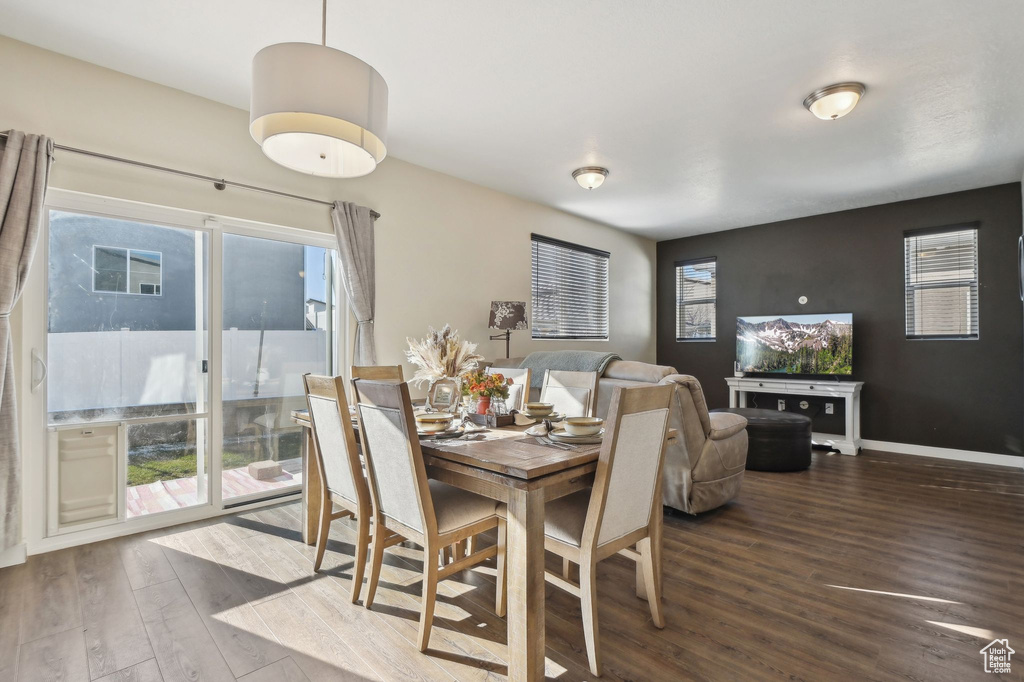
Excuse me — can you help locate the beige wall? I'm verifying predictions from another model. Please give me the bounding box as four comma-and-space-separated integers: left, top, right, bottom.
1, 36, 656, 396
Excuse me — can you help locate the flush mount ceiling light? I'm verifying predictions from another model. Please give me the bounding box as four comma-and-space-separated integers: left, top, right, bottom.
803, 82, 866, 121
573, 166, 609, 190
249, 0, 388, 178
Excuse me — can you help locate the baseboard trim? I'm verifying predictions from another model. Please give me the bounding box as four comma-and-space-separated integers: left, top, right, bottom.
861, 439, 1024, 469
0, 543, 27, 568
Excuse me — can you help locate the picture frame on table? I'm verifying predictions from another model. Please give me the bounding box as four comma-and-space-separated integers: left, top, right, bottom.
427, 378, 461, 413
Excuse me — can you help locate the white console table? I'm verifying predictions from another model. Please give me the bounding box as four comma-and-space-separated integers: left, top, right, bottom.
725, 377, 864, 455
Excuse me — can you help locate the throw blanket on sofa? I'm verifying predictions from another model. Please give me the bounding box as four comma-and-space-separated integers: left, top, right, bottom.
519, 350, 622, 389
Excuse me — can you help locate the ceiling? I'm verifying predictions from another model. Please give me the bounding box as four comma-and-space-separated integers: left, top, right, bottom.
2, 0, 1023, 240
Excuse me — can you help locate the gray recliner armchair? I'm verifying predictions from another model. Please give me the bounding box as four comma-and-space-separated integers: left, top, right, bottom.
660, 375, 748, 514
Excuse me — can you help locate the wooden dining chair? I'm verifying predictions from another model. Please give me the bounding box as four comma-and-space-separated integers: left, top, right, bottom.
302, 374, 373, 603
542, 383, 673, 676
351, 365, 404, 382
540, 369, 599, 417
350, 366, 404, 404
352, 378, 507, 651
485, 366, 531, 413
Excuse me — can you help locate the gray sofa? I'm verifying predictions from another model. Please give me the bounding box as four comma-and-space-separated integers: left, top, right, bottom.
489, 357, 748, 514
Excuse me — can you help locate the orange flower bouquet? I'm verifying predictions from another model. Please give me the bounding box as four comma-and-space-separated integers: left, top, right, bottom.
461, 370, 513, 414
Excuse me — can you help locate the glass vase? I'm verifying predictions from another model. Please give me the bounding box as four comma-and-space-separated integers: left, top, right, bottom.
490, 397, 509, 417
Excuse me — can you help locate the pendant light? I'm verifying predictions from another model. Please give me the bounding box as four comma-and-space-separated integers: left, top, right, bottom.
250, 0, 388, 178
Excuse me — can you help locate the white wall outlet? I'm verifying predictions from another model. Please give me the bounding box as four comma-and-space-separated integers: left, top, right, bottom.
778, 399, 786, 411
825, 402, 834, 415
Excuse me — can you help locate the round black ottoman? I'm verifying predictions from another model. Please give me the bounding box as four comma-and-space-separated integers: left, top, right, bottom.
711, 408, 812, 472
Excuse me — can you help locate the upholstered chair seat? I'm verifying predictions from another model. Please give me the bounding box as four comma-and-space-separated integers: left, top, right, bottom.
428, 480, 501, 534
543, 490, 589, 547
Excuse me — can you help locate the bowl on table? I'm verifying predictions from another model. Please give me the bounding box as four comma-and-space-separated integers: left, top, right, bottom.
524, 402, 554, 418
415, 413, 455, 433
563, 417, 604, 436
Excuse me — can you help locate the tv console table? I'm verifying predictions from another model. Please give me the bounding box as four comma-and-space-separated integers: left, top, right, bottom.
725, 376, 864, 455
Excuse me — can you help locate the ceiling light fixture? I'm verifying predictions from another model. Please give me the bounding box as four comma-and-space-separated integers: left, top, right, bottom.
573, 166, 609, 190
249, 0, 388, 178
803, 82, 865, 121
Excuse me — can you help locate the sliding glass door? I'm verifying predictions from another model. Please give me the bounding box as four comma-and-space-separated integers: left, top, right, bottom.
35, 194, 342, 536
220, 233, 337, 504
46, 210, 210, 522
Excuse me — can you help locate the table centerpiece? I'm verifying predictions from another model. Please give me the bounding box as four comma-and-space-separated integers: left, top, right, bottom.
405, 325, 482, 411
461, 370, 513, 415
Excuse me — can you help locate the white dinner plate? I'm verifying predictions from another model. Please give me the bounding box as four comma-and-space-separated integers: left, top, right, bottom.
548, 427, 605, 444
522, 411, 564, 421
417, 424, 464, 439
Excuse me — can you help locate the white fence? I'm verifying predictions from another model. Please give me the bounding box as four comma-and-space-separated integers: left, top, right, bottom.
48, 329, 329, 414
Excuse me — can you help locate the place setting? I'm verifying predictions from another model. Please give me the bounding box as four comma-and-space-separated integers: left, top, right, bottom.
414, 410, 493, 442
518, 401, 565, 423
527, 415, 605, 449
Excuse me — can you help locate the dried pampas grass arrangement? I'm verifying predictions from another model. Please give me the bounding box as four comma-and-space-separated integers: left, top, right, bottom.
405, 324, 483, 387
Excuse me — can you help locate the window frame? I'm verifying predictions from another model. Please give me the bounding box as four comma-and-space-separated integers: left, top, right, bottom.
675, 256, 717, 342
91, 244, 164, 297
530, 233, 610, 341
22, 188, 351, 550
903, 223, 979, 341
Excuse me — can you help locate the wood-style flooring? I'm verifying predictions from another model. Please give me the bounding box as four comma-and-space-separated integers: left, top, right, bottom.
3, 449, 1022, 681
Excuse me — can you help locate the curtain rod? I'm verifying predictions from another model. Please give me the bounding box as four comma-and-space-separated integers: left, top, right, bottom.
0, 130, 380, 220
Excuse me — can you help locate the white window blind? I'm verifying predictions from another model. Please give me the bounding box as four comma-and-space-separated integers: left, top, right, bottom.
676, 258, 717, 340
904, 226, 978, 339
531, 234, 609, 340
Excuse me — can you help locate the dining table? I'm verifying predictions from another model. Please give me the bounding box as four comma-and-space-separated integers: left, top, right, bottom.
292, 409, 674, 682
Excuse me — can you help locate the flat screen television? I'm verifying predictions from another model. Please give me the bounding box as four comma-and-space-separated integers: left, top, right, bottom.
736, 314, 853, 375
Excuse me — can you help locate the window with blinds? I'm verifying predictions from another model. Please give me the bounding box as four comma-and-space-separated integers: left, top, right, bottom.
904, 225, 978, 339
676, 258, 717, 340
531, 234, 609, 340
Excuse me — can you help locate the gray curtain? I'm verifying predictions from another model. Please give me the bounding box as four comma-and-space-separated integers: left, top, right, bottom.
331, 201, 377, 366
0, 131, 54, 552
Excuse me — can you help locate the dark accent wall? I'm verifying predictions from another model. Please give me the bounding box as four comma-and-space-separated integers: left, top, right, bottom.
657, 183, 1023, 457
